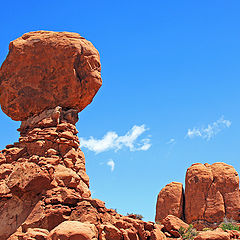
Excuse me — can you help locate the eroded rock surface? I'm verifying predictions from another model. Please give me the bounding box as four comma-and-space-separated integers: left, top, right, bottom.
156, 162, 240, 231
155, 182, 184, 223
0, 31, 102, 121
161, 215, 189, 238
0, 107, 90, 239
185, 163, 240, 229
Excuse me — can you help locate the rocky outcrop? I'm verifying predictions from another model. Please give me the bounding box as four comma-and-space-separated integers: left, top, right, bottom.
185, 163, 240, 229
155, 163, 240, 230
0, 31, 102, 121
155, 182, 184, 223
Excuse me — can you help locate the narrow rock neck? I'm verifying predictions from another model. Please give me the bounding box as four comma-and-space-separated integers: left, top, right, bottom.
18, 107, 80, 160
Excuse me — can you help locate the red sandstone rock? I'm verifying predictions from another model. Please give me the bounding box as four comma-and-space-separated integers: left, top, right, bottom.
99, 224, 122, 240
150, 225, 167, 240
155, 182, 184, 222
161, 215, 189, 238
0, 31, 102, 121
48, 221, 98, 240
7, 162, 51, 194
185, 163, 240, 229
194, 230, 230, 240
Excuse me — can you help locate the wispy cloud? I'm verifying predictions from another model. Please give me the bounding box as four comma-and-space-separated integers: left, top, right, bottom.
186, 116, 231, 141
107, 159, 115, 172
80, 124, 151, 154
166, 138, 176, 145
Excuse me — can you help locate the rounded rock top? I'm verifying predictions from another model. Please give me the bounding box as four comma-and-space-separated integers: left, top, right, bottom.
0, 31, 102, 121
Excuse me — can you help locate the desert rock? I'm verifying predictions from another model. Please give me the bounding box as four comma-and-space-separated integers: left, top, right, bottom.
48, 221, 98, 240
194, 230, 230, 240
155, 182, 184, 222
161, 215, 189, 238
185, 163, 240, 229
156, 162, 240, 230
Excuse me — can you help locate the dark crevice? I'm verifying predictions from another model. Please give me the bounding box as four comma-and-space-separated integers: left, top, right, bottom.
182, 186, 186, 221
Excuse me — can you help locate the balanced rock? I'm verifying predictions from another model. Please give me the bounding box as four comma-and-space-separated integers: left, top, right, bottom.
0, 31, 102, 121
0, 32, 167, 240
155, 182, 184, 223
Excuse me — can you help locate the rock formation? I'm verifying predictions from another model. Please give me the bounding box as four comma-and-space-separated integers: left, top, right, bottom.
155, 182, 184, 222
185, 163, 240, 229
155, 162, 240, 230
0, 31, 165, 240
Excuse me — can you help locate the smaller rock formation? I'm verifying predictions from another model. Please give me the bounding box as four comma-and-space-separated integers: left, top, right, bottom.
155, 182, 184, 223
155, 162, 240, 230
185, 163, 240, 229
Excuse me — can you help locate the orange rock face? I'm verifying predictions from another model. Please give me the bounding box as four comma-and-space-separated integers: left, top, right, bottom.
185, 163, 240, 229
156, 162, 240, 231
155, 182, 184, 223
0, 31, 102, 121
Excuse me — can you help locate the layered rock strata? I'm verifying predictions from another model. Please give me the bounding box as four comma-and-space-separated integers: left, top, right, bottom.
155, 163, 240, 230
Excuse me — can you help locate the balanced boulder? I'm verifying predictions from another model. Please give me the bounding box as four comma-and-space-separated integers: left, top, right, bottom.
0, 31, 102, 121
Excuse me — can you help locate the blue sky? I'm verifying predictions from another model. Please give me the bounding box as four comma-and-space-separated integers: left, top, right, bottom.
1, 0, 240, 221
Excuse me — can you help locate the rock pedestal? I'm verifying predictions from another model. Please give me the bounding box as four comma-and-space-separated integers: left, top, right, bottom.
0, 107, 165, 239
0, 107, 90, 239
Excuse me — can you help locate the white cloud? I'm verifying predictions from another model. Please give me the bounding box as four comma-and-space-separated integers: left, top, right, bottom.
107, 159, 115, 172
166, 138, 176, 145
80, 124, 151, 154
186, 116, 231, 141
